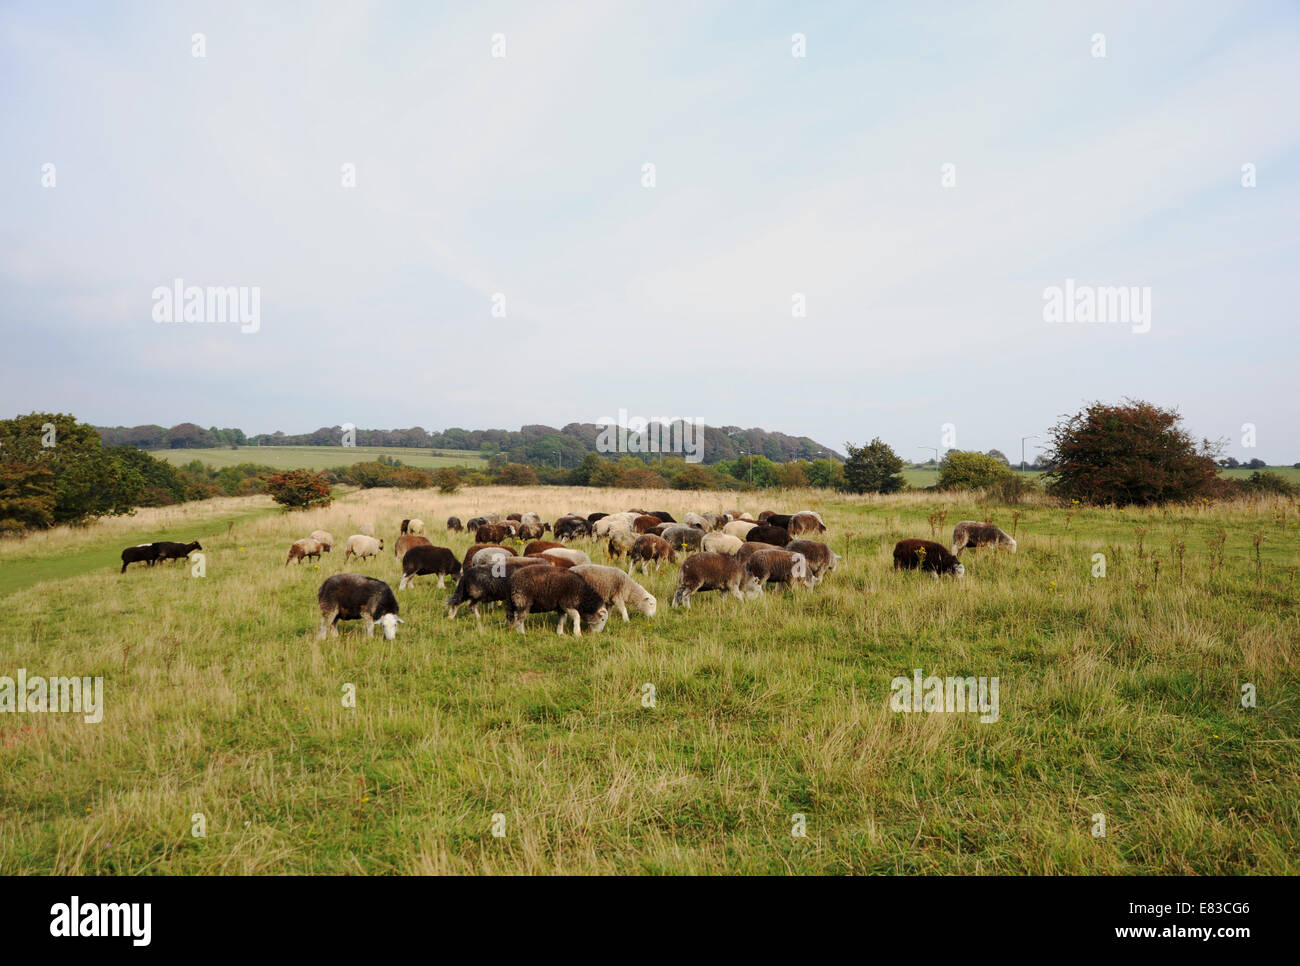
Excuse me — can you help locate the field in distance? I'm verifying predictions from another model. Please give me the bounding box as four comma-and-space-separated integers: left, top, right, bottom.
154, 444, 486, 471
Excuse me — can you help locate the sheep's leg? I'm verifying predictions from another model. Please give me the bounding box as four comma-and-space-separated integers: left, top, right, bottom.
364, 614, 375, 636
317, 611, 333, 640
567, 608, 582, 636
399, 575, 410, 590
436, 575, 445, 589
618, 600, 630, 622
556, 613, 567, 635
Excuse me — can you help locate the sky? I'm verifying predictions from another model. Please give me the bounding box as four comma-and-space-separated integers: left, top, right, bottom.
2, 0, 1298, 463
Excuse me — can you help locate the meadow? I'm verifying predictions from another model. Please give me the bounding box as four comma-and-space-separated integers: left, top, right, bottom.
0, 485, 1296, 874
153, 445, 485, 471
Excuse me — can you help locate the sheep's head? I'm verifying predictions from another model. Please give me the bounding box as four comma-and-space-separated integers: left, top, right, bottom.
952, 561, 966, 578
379, 613, 404, 639
740, 574, 764, 600
377, 539, 384, 550
638, 593, 658, 617
585, 606, 610, 633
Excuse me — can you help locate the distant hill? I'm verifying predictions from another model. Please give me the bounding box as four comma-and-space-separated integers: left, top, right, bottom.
95, 421, 844, 467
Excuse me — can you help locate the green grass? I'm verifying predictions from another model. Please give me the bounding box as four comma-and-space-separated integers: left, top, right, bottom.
0, 486, 1296, 874
153, 445, 486, 471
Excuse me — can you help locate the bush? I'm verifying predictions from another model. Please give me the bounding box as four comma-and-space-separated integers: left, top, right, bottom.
671, 465, 716, 490
938, 450, 1013, 490
433, 468, 460, 494
495, 463, 539, 486
266, 470, 333, 510
1241, 470, 1296, 497
842, 438, 905, 494
990, 473, 1038, 504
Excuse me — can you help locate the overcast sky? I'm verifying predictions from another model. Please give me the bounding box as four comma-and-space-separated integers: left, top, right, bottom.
2, 1, 1297, 462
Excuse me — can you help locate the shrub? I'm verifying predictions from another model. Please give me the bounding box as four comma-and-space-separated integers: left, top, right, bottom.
266, 470, 333, 510
938, 450, 1013, 490
1242, 470, 1296, 497
495, 463, 539, 486
842, 438, 905, 494
433, 468, 460, 494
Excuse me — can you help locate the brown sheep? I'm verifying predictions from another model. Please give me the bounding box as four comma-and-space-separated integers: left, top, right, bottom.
628, 534, 675, 575
505, 566, 610, 636
788, 512, 827, 536
398, 545, 462, 589
524, 540, 564, 556
632, 514, 662, 534
893, 538, 965, 578
476, 523, 514, 544
393, 534, 432, 561
286, 538, 324, 566
607, 529, 639, 561
670, 552, 763, 608
462, 543, 515, 573
736, 541, 780, 564
745, 549, 815, 591
785, 539, 841, 582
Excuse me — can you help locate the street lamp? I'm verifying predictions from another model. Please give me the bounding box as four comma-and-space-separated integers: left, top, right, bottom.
917, 445, 939, 468
1020, 434, 1040, 472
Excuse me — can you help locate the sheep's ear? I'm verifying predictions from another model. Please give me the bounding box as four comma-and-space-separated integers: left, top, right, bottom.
395, 617, 405, 623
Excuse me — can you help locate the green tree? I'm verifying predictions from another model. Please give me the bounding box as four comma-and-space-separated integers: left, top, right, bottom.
842, 438, 906, 494
938, 450, 1013, 490
433, 468, 460, 494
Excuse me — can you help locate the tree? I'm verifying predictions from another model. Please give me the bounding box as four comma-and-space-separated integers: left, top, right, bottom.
842, 438, 905, 494
1043, 399, 1223, 506
986, 449, 1010, 465
433, 468, 460, 494
938, 450, 1013, 490
672, 465, 716, 490
265, 470, 333, 509
496, 463, 538, 486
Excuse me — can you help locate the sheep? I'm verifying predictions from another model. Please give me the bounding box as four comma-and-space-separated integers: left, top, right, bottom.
951, 521, 1017, 555
394, 534, 432, 561
554, 517, 592, 542
286, 538, 325, 566
723, 509, 750, 522
541, 547, 591, 567
518, 521, 549, 541
587, 512, 609, 523
670, 552, 763, 608
700, 532, 744, 556
397, 545, 462, 589
650, 522, 674, 536
406, 518, 425, 536
607, 529, 639, 561
472, 546, 518, 569
462, 543, 515, 573
700, 512, 729, 531
593, 513, 637, 538
400, 519, 410, 534
446, 516, 463, 532
498, 519, 522, 536
661, 525, 704, 552
531, 553, 577, 570
745, 549, 815, 591
154, 540, 202, 563
570, 564, 657, 622
343, 534, 384, 564
465, 516, 490, 532
785, 539, 841, 582
506, 513, 522, 521
475, 523, 515, 544
744, 525, 789, 547
505, 566, 609, 636
521, 512, 542, 526
446, 560, 548, 620
628, 534, 675, 574
758, 511, 776, 522
788, 512, 827, 536
359, 523, 376, 536
722, 519, 758, 540
120, 543, 160, 573
735, 541, 780, 564
763, 513, 793, 529
633, 514, 662, 534
309, 530, 334, 552
682, 512, 709, 530
524, 540, 564, 556
893, 538, 965, 578
646, 511, 676, 523
317, 574, 403, 640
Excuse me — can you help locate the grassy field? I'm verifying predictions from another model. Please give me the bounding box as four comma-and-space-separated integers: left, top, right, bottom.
902, 466, 1299, 488
1, 485, 1297, 874
153, 445, 486, 471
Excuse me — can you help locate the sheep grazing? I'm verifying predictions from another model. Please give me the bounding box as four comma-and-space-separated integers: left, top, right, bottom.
593, 514, 636, 538
763, 513, 794, 529
524, 540, 564, 556
700, 512, 729, 531
700, 532, 744, 556
671, 552, 763, 608
505, 566, 609, 636
343, 534, 384, 564
532, 553, 578, 570
472, 546, 517, 569
587, 512, 609, 523
309, 530, 334, 552
521, 512, 542, 526
120, 543, 160, 573
541, 547, 591, 567
570, 564, 657, 621
951, 521, 1017, 555
447, 560, 548, 620
893, 538, 965, 578
506, 513, 522, 522
286, 538, 325, 566
155, 540, 202, 563
649, 522, 674, 537
498, 519, 522, 536
394, 534, 432, 561
518, 521, 549, 541
682, 512, 708, 530
788, 512, 827, 536
758, 510, 776, 522
465, 516, 490, 533
661, 525, 704, 552
475, 523, 515, 545
745, 525, 790, 547
446, 516, 463, 532
358, 523, 376, 537
632, 514, 662, 534
316, 574, 403, 640
406, 519, 425, 536
607, 529, 639, 561
462, 543, 515, 573
647, 511, 676, 523
785, 539, 841, 582
629, 534, 674, 574
397, 545, 462, 589
736, 541, 780, 564
745, 549, 815, 591
400, 519, 410, 535
554, 516, 592, 542
723, 520, 759, 540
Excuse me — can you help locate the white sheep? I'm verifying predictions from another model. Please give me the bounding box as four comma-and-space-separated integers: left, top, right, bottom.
309, 529, 334, 552
542, 547, 591, 567
343, 534, 384, 564
406, 518, 425, 536
701, 532, 744, 555
569, 564, 657, 622
593, 514, 636, 538
682, 512, 709, 530
722, 520, 758, 540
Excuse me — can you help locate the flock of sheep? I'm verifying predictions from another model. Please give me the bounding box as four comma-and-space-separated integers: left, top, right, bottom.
264, 508, 1018, 641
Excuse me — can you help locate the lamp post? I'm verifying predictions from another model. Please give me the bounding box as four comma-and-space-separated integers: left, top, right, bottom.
1020, 434, 1039, 473
918, 445, 939, 469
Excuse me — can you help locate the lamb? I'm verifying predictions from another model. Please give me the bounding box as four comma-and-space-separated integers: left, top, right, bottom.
670, 552, 763, 608
951, 521, 1017, 555
723, 520, 759, 539
286, 538, 325, 566
316, 574, 403, 639
394, 534, 432, 561
788, 512, 827, 536
358, 522, 376, 536
745, 525, 790, 547
446, 516, 463, 532
505, 566, 610, 636
632, 514, 662, 534
397, 545, 462, 589
447, 560, 548, 620
570, 564, 657, 621
700, 532, 744, 555
524, 540, 564, 556
784, 539, 841, 582
309, 530, 334, 552
628, 534, 674, 574
745, 549, 815, 591
462, 543, 515, 572
661, 525, 704, 552
607, 529, 639, 561
541, 547, 591, 567
343, 534, 384, 564
406, 518, 425, 536
893, 538, 965, 578
120, 543, 160, 573
154, 540, 202, 563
